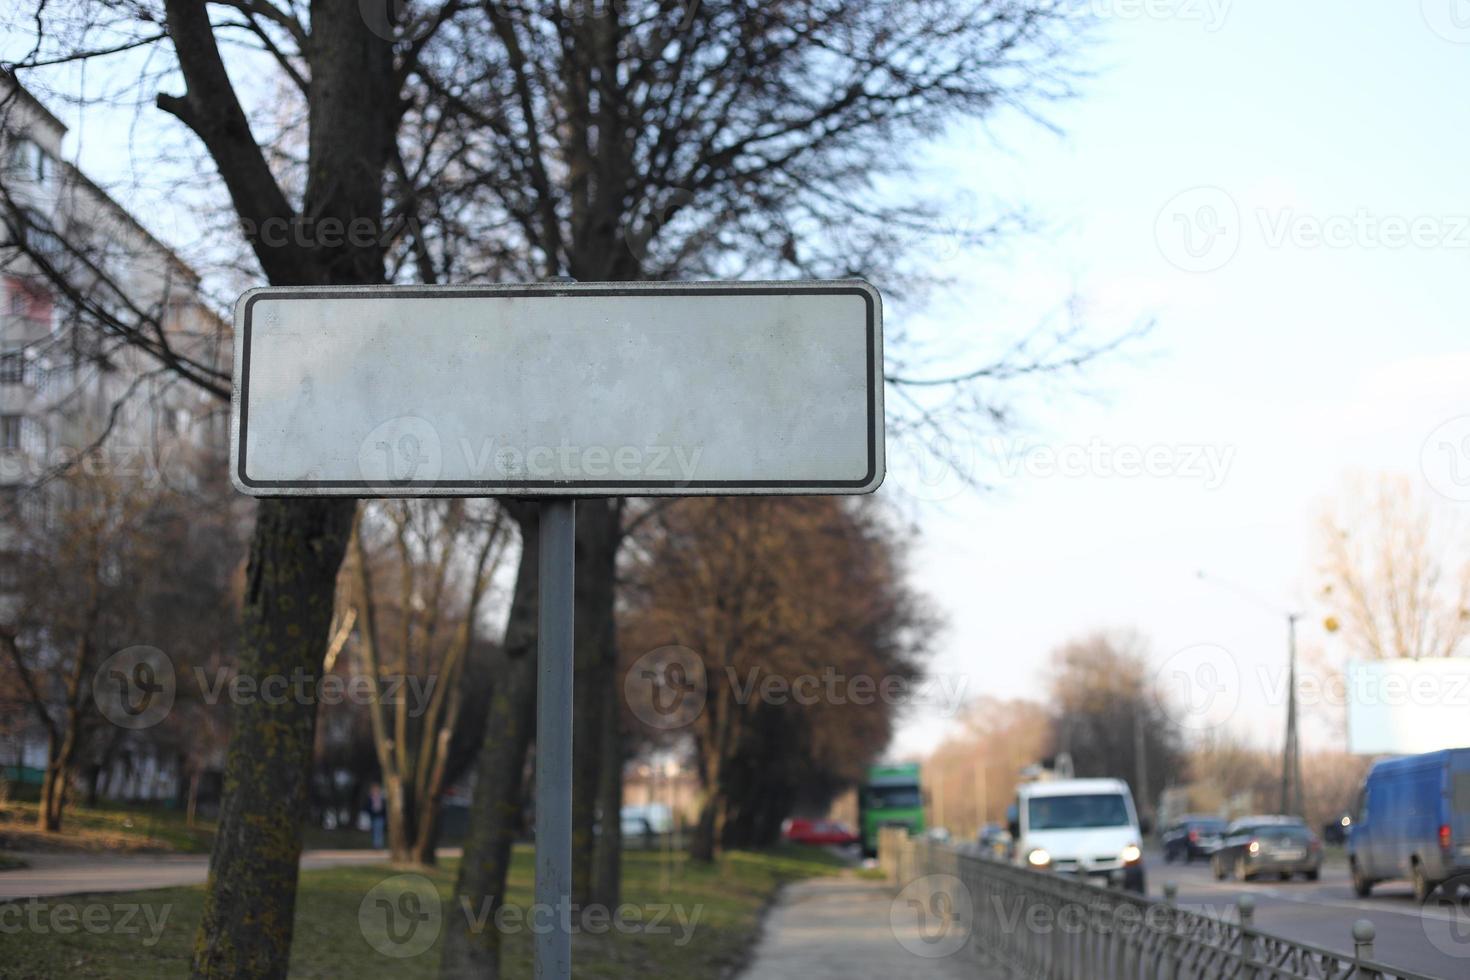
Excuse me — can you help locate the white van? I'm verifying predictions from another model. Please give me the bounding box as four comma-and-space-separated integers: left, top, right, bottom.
1007, 777, 1147, 892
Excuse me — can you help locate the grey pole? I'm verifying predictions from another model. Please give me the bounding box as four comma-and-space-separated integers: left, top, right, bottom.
535, 499, 575, 980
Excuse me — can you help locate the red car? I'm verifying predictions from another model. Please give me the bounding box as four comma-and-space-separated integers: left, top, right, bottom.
782, 818, 859, 846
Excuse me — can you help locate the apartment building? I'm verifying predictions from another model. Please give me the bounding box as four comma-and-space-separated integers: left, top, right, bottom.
0, 75, 230, 803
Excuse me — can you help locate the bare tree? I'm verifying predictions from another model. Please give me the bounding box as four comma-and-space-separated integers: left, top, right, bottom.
1047, 629, 1184, 819
925, 696, 1052, 837
4, 2, 477, 973
0, 450, 237, 831
427, 6, 1126, 971
619, 497, 933, 860
1317, 472, 1470, 661
343, 498, 509, 865
2, 5, 1137, 977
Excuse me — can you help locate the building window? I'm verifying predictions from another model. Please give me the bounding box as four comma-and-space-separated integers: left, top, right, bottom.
0, 554, 19, 592
4, 137, 49, 182
1, 415, 23, 451
0, 351, 24, 384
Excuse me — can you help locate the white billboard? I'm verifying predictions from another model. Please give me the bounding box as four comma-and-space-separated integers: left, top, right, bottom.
1346, 658, 1470, 755
230, 281, 883, 496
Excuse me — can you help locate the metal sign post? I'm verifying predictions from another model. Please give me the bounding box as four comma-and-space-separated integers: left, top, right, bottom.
534, 499, 574, 978
227, 280, 884, 980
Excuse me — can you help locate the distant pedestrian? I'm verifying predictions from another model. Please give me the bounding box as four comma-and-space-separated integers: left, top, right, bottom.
366, 783, 387, 850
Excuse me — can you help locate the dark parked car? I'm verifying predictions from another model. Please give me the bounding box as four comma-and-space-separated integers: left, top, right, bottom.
1161, 815, 1227, 863
1210, 816, 1322, 882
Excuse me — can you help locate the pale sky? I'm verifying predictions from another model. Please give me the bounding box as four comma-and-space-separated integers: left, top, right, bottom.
9, 3, 1468, 761
881, 1, 1470, 756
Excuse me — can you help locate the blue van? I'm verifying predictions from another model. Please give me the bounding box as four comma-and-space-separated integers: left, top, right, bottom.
1347, 748, 1470, 901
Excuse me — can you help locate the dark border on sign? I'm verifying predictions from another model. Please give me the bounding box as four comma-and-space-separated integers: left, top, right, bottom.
235, 283, 879, 492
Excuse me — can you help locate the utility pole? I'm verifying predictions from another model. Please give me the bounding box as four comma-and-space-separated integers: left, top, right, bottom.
1196, 572, 1308, 819
1280, 613, 1304, 817
1133, 711, 1151, 825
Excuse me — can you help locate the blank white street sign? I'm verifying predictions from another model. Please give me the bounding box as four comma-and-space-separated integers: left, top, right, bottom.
230, 281, 883, 496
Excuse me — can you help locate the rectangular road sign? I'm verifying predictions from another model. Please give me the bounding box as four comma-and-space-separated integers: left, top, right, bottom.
230, 281, 883, 496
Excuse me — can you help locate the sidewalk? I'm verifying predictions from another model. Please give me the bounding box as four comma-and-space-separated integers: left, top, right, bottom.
740, 875, 1006, 980
0, 849, 460, 901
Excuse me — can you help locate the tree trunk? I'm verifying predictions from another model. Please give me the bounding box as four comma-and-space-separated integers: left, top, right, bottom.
571, 499, 618, 907
187, 770, 200, 828
39, 639, 90, 833
411, 790, 443, 867
37, 730, 66, 832
441, 508, 540, 980
189, 497, 355, 979
689, 794, 718, 864
386, 774, 415, 864
591, 638, 623, 908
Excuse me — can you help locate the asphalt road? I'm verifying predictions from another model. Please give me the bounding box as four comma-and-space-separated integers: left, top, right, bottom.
1146, 849, 1470, 978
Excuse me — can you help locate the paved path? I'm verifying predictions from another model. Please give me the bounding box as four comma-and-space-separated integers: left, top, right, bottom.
740, 876, 1004, 980
0, 849, 460, 901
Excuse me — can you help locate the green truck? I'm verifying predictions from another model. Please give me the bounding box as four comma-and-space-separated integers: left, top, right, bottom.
859, 762, 925, 856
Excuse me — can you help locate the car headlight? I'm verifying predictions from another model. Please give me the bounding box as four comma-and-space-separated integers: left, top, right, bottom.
1248, 841, 1260, 855
1027, 848, 1051, 867
1121, 843, 1142, 864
